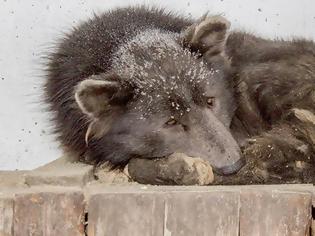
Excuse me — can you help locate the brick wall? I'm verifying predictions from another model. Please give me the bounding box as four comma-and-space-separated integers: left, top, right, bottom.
0, 158, 314, 236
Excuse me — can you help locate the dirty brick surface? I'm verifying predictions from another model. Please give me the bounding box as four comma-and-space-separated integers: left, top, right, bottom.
0, 158, 315, 236
24, 156, 94, 187
88, 192, 165, 236
13, 191, 85, 236
165, 191, 239, 236
312, 187, 315, 236
87, 187, 240, 236
0, 171, 28, 188
0, 197, 14, 236
240, 190, 312, 236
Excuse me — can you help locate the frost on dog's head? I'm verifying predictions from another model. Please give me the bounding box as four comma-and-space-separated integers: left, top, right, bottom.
75, 29, 242, 175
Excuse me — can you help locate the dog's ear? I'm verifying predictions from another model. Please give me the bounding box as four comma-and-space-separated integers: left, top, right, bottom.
75, 73, 132, 144
75, 73, 132, 118
183, 14, 231, 56
75, 78, 119, 118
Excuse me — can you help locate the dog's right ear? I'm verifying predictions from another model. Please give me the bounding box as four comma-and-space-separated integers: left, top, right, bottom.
75, 78, 118, 118
183, 14, 231, 57
75, 73, 132, 144
75, 73, 131, 119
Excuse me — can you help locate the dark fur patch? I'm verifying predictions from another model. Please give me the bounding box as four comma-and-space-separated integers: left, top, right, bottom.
44, 6, 193, 163
225, 32, 315, 184
45, 6, 315, 184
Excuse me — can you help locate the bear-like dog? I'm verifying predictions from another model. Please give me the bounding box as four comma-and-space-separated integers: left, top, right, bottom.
45, 6, 315, 184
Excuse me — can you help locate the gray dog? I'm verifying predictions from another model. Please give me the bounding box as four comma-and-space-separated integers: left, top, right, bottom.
45, 6, 315, 184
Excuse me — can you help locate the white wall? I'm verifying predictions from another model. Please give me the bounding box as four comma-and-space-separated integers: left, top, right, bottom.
1, 0, 315, 170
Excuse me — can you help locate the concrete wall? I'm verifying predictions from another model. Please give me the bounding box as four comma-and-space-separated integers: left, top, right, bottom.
1, 0, 315, 170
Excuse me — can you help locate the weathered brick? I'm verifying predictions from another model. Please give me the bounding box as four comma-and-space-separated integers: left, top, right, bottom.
24, 156, 94, 187
13, 190, 85, 236
165, 191, 240, 236
312, 188, 315, 236
240, 190, 312, 236
88, 192, 164, 236
0, 171, 28, 188
0, 196, 14, 236
87, 186, 240, 236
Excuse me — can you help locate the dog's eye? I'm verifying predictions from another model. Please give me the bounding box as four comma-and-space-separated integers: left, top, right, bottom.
165, 117, 177, 126
206, 97, 215, 108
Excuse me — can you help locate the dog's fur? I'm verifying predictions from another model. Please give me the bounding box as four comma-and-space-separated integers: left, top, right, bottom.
225, 32, 315, 183
45, 6, 315, 184
45, 6, 243, 176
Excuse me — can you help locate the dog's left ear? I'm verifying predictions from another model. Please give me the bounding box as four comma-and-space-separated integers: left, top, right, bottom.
183, 14, 231, 57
